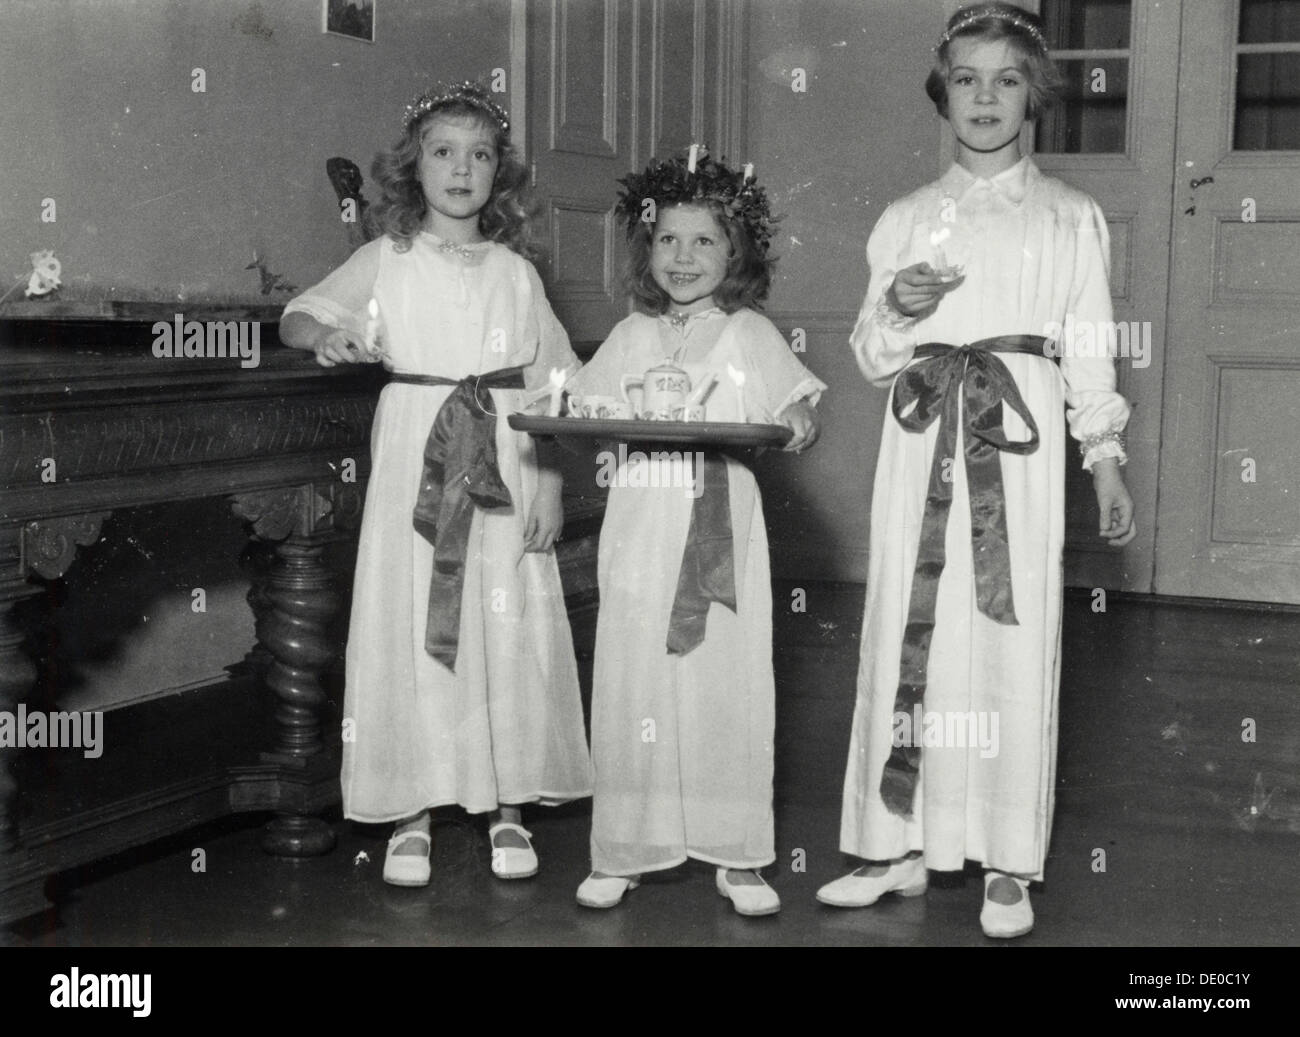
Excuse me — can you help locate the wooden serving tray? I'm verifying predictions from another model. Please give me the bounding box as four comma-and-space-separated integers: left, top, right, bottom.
508, 414, 792, 447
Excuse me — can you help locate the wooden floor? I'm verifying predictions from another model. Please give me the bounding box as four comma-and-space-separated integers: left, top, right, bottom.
5, 585, 1298, 948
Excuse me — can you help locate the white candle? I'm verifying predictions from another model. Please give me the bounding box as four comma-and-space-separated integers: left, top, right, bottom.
726, 362, 747, 423
742, 163, 754, 182
687, 145, 699, 173
547, 367, 565, 417
363, 297, 381, 356
928, 226, 951, 273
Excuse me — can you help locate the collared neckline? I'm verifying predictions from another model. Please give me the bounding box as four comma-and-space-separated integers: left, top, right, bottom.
659, 306, 725, 335
940, 156, 1038, 206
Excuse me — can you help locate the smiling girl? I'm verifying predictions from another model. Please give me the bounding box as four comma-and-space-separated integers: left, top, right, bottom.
565, 153, 825, 916
279, 82, 590, 890
817, 3, 1134, 938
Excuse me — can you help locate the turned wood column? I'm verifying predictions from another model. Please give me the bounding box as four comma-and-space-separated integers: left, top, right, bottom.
231, 481, 362, 856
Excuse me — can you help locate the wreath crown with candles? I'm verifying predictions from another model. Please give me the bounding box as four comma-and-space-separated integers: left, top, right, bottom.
403, 80, 511, 134
615, 146, 780, 256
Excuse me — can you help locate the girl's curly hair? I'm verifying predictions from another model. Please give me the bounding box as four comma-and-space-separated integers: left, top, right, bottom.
370, 100, 536, 258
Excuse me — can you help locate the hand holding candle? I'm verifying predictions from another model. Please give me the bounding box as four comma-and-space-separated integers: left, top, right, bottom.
726, 362, 747, 423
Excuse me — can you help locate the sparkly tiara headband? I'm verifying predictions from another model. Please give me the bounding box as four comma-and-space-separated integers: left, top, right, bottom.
403, 80, 510, 134
938, 5, 1048, 52
615, 146, 779, 255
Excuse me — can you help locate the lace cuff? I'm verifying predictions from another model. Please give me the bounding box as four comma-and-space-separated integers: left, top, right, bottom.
874, 290, 920, 331
1080, 429, 1127, 471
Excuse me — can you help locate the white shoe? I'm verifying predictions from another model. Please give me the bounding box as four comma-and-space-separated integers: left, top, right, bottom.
488, 821, 539, 879
382, 829, 432, 887
715, 869, 781, 917
576, 872, 641, 908
815, 857, 927, 907
980, 872, 1033, 938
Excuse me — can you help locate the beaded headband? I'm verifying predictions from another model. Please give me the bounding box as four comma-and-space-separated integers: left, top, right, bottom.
938, 4, 1048, 52
615, 147, 779, 256
403, 80, 510, 135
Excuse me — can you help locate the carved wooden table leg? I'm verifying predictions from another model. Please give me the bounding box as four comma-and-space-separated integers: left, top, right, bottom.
0, 530, 39, 855
231, 484, 362, 858
0, 515, 109, 921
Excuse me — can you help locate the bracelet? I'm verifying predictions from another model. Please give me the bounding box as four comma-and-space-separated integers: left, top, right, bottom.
1080, 429, 1127, 471
1079, 429, 1125, 455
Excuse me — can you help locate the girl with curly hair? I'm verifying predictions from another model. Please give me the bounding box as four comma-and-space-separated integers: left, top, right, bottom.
280, 82, 591, 889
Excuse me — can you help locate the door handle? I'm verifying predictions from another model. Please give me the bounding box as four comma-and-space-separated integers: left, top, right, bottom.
1190, 176, 1215, 189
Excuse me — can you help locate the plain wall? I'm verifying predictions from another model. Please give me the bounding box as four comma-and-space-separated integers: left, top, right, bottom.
0, 0, 512, 708
0, 0, 511, 307
746, 0, 951, 581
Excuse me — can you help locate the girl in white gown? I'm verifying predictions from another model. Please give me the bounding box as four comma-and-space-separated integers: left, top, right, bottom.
280, 83, 590, 889
567, 153, 825, 916
816, 4, 1136, 938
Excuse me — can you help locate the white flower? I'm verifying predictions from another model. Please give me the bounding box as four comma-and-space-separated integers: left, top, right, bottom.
25, 249, 62, 297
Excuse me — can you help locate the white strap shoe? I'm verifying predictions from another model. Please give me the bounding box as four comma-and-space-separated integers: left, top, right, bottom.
980, 872, 1034, 938
488, 821, 539, 879
715, 869, 781, 917
576, 872, 641, 908
815, 856, 927, 907
382, 829, 432, 887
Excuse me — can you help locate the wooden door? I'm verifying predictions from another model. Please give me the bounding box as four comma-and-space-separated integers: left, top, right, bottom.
1154, 0, 1300, 602
527, 0, 746, 347
1026, 0, 1183, 594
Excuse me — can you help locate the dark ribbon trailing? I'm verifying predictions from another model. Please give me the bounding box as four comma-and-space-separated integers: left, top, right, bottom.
666, 451, 737, 655
390, 367, 527, 671
880, 335, 1052, 816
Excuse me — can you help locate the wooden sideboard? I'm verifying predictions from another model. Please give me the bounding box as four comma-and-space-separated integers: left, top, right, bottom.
0, 318, 601, 925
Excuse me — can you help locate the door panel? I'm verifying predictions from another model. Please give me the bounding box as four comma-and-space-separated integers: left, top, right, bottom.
1155, 0, 1300, 601
1029, 0, 1182, 594
529, 0, 746, 347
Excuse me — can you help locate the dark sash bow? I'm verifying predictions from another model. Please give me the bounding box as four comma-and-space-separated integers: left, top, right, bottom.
390, 367, 526, 671
880, 335, 1051, 816
666, 451, 736, 655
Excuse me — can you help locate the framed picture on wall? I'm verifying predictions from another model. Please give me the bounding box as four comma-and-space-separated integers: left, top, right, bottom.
323, 0, 375, 43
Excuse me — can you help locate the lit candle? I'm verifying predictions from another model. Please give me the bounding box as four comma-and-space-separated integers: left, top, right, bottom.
363, 297, 381, 357
726, 362, 747, 423
742, 163, 754, 182
547, 367, 566, 417
928, 226, 951, 273
687, 144, 699, 173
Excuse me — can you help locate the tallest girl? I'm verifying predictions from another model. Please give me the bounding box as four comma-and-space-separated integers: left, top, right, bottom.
818, 3, 1135, 938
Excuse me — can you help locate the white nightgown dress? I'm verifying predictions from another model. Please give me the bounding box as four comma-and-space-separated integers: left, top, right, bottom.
840, 157, 1129, 881
282, 231, 592, 822
566, 308, 826, 876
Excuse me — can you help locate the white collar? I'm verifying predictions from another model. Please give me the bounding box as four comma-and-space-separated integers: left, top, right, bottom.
940, 156, 1037, 206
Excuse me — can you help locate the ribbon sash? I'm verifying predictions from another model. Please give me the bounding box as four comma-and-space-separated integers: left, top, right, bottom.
666, 452, 737, 655
879, 336, 1048, 816
392, 367, 526, 671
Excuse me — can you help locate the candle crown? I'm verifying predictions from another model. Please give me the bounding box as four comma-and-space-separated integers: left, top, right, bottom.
615, 149, 780, 256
